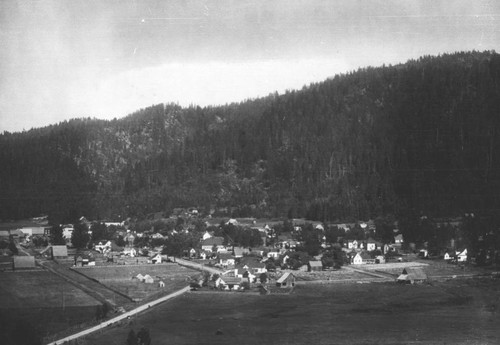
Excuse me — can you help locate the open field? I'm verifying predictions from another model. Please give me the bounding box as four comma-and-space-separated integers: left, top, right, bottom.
80, 277, 500, 345
0, 270, 103, 342
0, 270, 101, 309
360, 259, 492, 279
73, 264, 199, 301
292, 268, 372, 281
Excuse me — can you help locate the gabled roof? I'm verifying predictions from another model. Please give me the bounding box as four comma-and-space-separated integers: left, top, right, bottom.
401, 267, 427, 280
52, 245, 68, 257
394, 234, 404, 242
202, 237, 224, 246
219, 253, 234, 260
276, 272, 294, 283
235, 257, 265, 269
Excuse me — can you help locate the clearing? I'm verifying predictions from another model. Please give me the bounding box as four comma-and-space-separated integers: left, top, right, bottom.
80, 277, 500, 345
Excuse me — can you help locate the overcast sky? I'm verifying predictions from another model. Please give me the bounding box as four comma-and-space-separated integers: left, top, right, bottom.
1, 0, 499, 132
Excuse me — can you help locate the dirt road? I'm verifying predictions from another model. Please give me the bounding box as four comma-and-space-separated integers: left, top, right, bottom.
46, 285, 190, 345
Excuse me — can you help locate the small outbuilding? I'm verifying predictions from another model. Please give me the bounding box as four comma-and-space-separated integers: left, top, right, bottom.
397, 267, 427, 284
308, 260, 323, 271
51, 245, 68, 258
276, 272, 295, 288
143, 274, 154, 284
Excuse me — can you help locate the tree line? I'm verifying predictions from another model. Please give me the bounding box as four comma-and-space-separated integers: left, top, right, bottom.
1, 51, 500, 228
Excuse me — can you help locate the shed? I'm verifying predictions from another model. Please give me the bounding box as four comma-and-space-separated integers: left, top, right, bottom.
397, 267, 427, 284
51, 245, 68, 258
308, 260, 323, 271
276, 272, 295, 288
13, 256, 35, 269
143, 274, 154, 284
135, 273, 145, 282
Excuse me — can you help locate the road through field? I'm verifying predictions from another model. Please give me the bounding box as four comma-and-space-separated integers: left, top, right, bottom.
45, 285, 190, 345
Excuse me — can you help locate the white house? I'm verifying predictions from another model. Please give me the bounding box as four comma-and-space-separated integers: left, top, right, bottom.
366, 238, 377, 251
202, 231, 212, 240
348, 240, 358, 250
456, 249, 467, 262
352, 252, 363, 265
151, 253, 163, 264
216, 276, 242, 290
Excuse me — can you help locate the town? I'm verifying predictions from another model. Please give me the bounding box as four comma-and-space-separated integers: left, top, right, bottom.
2, 207, 499, 344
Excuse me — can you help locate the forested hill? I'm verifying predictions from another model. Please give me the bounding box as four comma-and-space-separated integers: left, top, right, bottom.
1, 51, 500, 224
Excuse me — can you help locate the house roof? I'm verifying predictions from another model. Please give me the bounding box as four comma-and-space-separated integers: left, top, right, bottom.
401, 267, 427, 280
52, 245, 68, 257
202, 237, 224, 246
235, 257, 265, 269
308, 260, 323, 267
220, 277, 242, 285
219, 253, 234, 260
276, 272, 294, 283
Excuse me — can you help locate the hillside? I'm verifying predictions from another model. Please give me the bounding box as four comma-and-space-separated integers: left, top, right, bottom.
1, 51, 500, 224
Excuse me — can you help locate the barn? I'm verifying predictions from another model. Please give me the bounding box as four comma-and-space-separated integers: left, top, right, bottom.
397, 267, 427, 284
51, 245, 68, 258
308, 261, 323, 271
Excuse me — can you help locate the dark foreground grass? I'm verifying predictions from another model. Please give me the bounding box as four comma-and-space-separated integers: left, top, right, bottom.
80, 278, 500, 345
0, 270, 103, 344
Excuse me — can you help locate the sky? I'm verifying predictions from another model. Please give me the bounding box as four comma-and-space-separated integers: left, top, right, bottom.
0, 0, 499, 132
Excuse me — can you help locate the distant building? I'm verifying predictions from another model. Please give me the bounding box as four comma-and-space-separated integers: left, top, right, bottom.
308, 260, 323, 271
397, 267, 427, 284
51, 245, 68, 258
201, 237, 225, 252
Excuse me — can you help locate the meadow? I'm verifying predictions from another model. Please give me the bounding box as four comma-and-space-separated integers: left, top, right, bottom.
80, 277, 500, 345
73, 263, 199, 301
0, 270, 102, 343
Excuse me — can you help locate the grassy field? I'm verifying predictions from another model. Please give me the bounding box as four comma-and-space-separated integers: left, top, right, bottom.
79, 277, 500, 345
293, 268, 371, 281
0, 270, 101, 308
73, 264, 199, 301
0, 270, 103, 343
